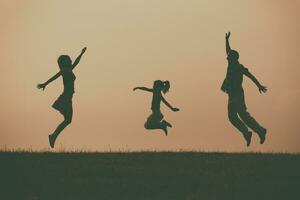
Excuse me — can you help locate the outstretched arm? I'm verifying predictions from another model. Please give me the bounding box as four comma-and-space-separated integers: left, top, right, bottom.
37, 71, 61, 90
133, 87, 153, 92
72, 47, 87, 70
161, 96, 180, 112
244, 70, 267, 93
225, 32, 231, 55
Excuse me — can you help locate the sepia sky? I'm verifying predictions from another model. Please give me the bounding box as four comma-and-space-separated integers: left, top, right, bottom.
0, 0, 299, 152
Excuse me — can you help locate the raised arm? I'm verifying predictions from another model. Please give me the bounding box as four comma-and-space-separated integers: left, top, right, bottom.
225, 32, 231, 55
244, 70, 267, 93
37, 71, 61, 91
161, 96, 179, 112
72, 47, 87, 70
133, 87, 153, 92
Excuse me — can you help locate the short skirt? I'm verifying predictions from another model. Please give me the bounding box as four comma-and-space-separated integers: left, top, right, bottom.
52, 93, 73, 114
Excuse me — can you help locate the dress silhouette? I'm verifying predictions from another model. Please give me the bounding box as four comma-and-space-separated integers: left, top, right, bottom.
37, 47, 87, 148
134, 80, 179, 135
221, 32, 267, 146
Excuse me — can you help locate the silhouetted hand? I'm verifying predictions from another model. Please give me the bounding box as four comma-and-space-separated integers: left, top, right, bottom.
172, 108, 180, 112
81, 47, 87, 54
37, 83, 46, 91
258, 85, 267, 93
226, 32, 231, 40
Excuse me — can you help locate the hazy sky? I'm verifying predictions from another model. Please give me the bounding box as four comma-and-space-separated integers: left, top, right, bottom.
0, 0, 299, 152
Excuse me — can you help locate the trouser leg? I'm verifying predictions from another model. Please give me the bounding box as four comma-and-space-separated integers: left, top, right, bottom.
238, 109, 264, 135
228, 103, 249, 136
234, 92, 265, 135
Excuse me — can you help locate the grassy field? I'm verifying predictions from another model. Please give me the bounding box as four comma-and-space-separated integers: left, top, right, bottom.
0, 151, 299, 200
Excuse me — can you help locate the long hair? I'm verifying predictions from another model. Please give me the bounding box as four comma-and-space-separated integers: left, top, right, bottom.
163, 81, 170, 94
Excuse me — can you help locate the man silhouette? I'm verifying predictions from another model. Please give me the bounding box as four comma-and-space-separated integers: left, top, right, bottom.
221, 32, 267, 146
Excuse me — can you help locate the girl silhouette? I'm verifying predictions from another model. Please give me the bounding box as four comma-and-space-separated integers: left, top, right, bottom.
221, 32, 267, 146
134, 80, 179, 135
37, 47, 87, 148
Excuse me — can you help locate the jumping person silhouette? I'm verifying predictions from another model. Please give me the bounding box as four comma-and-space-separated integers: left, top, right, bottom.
221, 32, 267, 146
37, 47, 87, 148
133, 80, 179, 135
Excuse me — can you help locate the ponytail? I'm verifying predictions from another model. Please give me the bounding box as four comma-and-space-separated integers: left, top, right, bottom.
163, 81, 170, 94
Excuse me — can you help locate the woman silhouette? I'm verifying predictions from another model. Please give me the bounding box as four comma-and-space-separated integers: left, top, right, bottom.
134, 80, 179, 135
221, 32, 267, 146
37, 47, 87, 148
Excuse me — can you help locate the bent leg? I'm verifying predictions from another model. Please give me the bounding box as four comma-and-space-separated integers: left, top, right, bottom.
238, 108, 266, 144
144, 111, 168, 135
228, 103, 252, 146
228, 103, 248, 135
144, 114, 165, 130
236, 92, 266, 136
144, 121, 166, 130
50, 107, 73, 147
238, 110, 264, 134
